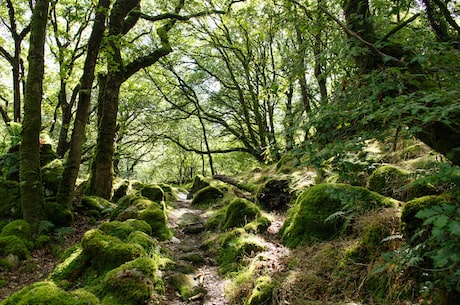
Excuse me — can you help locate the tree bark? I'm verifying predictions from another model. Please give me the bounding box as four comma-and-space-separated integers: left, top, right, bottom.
19, 0, 50, 235
56, 0, 110, 210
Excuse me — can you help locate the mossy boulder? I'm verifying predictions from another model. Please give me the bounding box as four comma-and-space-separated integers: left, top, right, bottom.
138, 206, 172, 240
0, 235, 30, 260
167, 272, 206, 301
99, 220, 152, 240
0, 180, 21, 220
216, 228, 265, 274
111, 195, 163, 221
247, 276, 276, 305
222, 198, 262, 230
0, 281, 100, 305
141, 184, 164, 202
98, 257, 161, 305
41, 159, 64, 197
81, 229, 145, 272
49, 246, 86, 284
401, 195, 451, 238
367, 165, 411, 200
127, 231, 158, 251
44, 201, 73, 227
112, 180, 130, 202
1, 219, 31, 241
81, 196, 116, 218
191, 186, 224, 206
280, 183, 395, 247
256, 179, 291, 211
187, 175, 210, 199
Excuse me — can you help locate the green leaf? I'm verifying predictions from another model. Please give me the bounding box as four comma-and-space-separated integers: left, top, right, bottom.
433, 214, 450, 228
448, 221, 460, 236
416, 208, 439, 219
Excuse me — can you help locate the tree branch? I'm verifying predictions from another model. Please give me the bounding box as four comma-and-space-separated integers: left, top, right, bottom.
381, 13, 421, 42
163, 134, 250, 155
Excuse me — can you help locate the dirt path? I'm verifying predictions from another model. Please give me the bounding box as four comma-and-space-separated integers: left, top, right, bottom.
160, 193, 230, 305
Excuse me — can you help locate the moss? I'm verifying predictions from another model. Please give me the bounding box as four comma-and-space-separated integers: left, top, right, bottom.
367, 165, 411, 200
81, 196, 116, 215
222, 198, 262, 230
49, 246, 85, 284
99, 220, 152, 240
127, 231, 158, 251
205, 207, 227, 231
70, 289, 101, 304
243, 216, 271, 234
191, 186, 224, 206
35, 234, 51, 248
0, 235, 30, 260
256, 179, 292, 211
98, 257, 161, 305
141, 184, 165, 202
1, 219, 31, 241
111, 194, 141, 219
280, 183, 395, 248
81, 229, 145, 272
167, 273, 207, 301
247, 276, 276, 305
188, 175, 210, 197
0, 180, 21, 220
158, 183, 178, 204
178, 252, 205, 265
138, 206, 172, 240
401, 195, 450, 237
112, 180, 130, 202
44, 201, 73, 227
0, 281, 76, 305
41, 159, 64, 197
217, 228, 265, 274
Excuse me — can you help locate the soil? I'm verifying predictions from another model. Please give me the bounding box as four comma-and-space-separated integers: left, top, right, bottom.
0, 193, 289, 304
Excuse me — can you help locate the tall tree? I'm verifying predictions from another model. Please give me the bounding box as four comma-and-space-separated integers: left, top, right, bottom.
56, 0, 110, 210
19, 0, 50, 235
0, 0, 31, 122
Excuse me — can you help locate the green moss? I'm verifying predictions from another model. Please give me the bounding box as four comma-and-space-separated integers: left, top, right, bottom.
191, 186, 224, 206
167, 273, 207, 301
127, 231, 158, 251
70, 289, 101, 304
35, 234, 51, 248
111, 194, 141, 219
223, 198, 262, 230
217, 229, 265, 274
247, 276, 276, 305
158, 183, 178, 204
112, 180, 130, 202
49, 246, 85, 284
179, 252, 205, 265
99, 220, 152, 240
401, 195, 450, 237
0, 180, 21, 220
81, 229, 145, 271
244, 216, 271, 234
280, 183, 395, 248
141, 184, 165, 202
0, 281, 75, 305
0, 235, 30, 259
189, 175, 211, 196
138, 206, 172, 240
367, 165, 411, 200
44, 201, 73, 227
81, 196, 116, 214
98, 257, 161, 305
41, 159, 64, 197
1, 219, 31, 241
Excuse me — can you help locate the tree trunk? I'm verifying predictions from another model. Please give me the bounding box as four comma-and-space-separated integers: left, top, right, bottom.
19, 0, 50, 235
56, 0, 110, 210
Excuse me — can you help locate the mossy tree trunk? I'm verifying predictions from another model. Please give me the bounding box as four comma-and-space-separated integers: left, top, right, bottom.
56, 0, 110, 210
19, 0, 50, 235
87, 0, 181, 198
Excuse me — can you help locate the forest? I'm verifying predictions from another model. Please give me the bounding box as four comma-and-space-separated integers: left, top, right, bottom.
0, 0, 459, 304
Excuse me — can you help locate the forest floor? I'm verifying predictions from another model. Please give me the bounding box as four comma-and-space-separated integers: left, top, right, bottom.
0, 193, 289, 304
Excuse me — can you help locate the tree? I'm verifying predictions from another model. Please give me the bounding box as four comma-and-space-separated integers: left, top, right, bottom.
19, 0, 50, 235
0, 0, 31, 123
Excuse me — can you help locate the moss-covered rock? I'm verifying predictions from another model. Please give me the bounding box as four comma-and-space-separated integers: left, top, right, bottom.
216, 228, 265, 274
247, 276, 276, 305
44, 201, 73, 227
127, 231, 158, 251
280, 183, 395, 247
0, 180, 21, 220
81, 196, 116, 218
112, 180, 130, 202
222, 198, 262, 230
1, 219, 31, 241
138, 206, 172, 240
41, 159, 64, 197
167, 273, 207, 301
401, 195, 451, 238
99, 220, 152, 240
0, 281, 98, 305
0, 235, 30, 260
81, 229, 145, 272
141, 184, 165, 202
98, 257, 161, 305
256, 179, 292, 211
191, 186, 224, 206
188, 175, 210, 199
49, 246, 86, 285
367, 165, 411, 200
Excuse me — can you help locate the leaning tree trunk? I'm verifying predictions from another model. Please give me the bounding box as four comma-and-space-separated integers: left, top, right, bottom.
56, 0, 110, 210
19, 0, 50, 235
